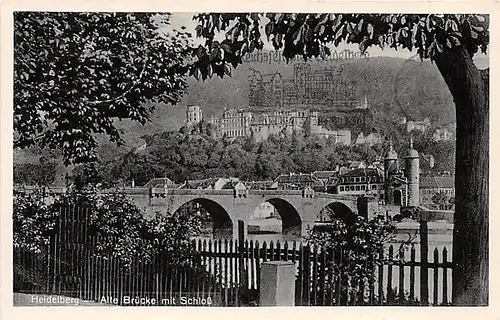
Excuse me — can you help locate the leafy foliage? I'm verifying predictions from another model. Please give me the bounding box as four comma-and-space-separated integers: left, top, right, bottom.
305, 214, 395, 301
140, 208, 203, 265
191, 14, 488, 80
14, 12, 192, 165
81, 125, 390, 186
13, 188, 202, 267
13, 190, 59, 253
13, 158, 58, 186
432, 191, 453, 210
81, 122, 455, 187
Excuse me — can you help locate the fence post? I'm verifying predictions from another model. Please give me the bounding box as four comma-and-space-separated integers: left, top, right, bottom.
420, 219, 429, 305
238, 220, 245, 307
259, 261, 296, 306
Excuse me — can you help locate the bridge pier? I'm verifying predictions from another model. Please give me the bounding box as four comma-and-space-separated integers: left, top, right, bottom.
211, 219, 248, 240
233, 222, 248, 240
301, 221, 315, 237
280, 221, 314, 238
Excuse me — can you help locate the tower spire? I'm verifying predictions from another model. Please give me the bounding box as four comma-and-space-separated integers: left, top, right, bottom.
410, 134, 414, 149
364, 94, 368, 109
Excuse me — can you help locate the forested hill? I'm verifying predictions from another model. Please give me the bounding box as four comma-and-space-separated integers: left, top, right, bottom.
183, 55, 455, 122
14, 55, 456, 184
112, 55, 455, 148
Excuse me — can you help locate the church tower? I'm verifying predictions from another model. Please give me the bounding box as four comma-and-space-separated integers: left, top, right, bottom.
404, 137, 420, 207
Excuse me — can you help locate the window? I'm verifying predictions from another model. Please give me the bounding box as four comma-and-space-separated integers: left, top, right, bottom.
350, 186, 355, 191
361, 185, 366, 191
356, 186, 360, 191
340, 186, 344, 192
372, 185, 377, 190
361, 177, 365, 182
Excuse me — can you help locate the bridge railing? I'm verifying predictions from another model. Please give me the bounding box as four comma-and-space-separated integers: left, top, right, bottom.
150, 188, 236, 196
14, 186, 374, 203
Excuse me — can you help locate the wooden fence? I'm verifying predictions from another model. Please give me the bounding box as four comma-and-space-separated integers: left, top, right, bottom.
13, 206, 453, 306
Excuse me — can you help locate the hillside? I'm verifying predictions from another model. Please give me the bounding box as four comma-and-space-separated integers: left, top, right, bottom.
14, 55, 456, 178
180, 56, 455, 124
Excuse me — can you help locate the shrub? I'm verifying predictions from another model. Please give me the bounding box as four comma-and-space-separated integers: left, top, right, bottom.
14, 187, 203, 267
304, 215, 396, 304
13, 189, 59, 252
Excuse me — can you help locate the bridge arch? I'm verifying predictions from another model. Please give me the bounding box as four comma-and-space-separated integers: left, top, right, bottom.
317, 201, 357, 226
257, 197, 302, 237
173, 198, 233, 239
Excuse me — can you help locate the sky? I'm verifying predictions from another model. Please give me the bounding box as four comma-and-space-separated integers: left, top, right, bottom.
168, 12, 489, 69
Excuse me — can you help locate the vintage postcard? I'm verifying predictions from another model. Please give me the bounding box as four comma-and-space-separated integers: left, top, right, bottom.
1, 1, 498, 320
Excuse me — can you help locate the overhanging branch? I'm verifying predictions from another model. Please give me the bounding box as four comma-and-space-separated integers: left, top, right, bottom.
87, 27, 150, 107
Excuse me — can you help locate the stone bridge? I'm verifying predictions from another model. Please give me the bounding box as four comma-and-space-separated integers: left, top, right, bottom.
126, 187, 379, 239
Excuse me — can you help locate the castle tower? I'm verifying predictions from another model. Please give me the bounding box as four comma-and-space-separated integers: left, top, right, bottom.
404, 137, 420, 207
186, 105, 203, 127
294, 63, 311, 96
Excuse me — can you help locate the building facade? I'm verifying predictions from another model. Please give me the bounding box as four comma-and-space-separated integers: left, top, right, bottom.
186, 105, 203, 127
247, 63, 374, 135
208, 108, 253, 139
273, 173, 324, 190
420, 175, 455, 205
335, 168, 385, 201
432, 128, 454, 141
205, 106, 353, 144
355, 132, 384, 146
399, 117, 431, 133
248, 63, 358, 109
333, 141, 421, 218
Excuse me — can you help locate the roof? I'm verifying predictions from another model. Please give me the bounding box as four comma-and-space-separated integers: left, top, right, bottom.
221, 180, 241, 189
143, 178, 174, 188
405, 142, 419, 158
274, 173, 324, 186
420, 176, 455, 189
183, 178, 219, 189
337, 168, 384, 185
348, 161, 366, 169
341, 168, 383, 178
312, 171, 338, 179
245, 180, 275, 188
384, 145, 398, 160
406, 149, 419, 158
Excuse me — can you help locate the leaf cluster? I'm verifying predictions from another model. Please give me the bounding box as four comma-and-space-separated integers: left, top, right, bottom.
191, 14, 488, 81
13, 188, 203, 267
14, 12, 192, 165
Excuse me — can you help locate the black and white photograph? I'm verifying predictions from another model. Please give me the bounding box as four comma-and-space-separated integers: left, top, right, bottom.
4, 7, 491, 311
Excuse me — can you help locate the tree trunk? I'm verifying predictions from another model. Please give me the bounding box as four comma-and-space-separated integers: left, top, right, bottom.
435, 47, 489, 306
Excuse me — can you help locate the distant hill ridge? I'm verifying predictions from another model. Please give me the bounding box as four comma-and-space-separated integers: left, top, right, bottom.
15, 55, 456, 173
147, 55, 454, 132
93, 55, 456, 163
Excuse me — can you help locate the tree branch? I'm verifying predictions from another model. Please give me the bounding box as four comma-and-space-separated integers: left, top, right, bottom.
87, 27, 150, 107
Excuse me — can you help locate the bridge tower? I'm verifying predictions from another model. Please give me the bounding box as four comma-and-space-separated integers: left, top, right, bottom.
384, 139, 398, 180
404, 137, 420, 207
